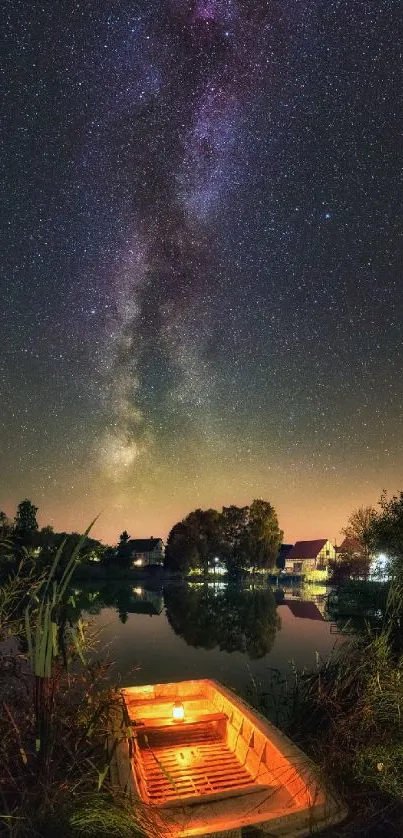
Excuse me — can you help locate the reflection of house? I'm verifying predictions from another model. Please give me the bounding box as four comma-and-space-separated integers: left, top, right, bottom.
284, 601, 324, 621
284, 539, 335, 576
128, 538, 165, 567
129, 589, 164, 615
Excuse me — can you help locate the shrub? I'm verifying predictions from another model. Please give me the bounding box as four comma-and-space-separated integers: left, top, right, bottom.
282, 583, 403, 836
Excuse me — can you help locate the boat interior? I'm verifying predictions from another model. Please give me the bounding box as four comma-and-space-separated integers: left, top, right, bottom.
122, 679, 314, 814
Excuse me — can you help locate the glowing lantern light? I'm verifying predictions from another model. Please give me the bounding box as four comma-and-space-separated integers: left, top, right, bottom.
172, 700, 185, 722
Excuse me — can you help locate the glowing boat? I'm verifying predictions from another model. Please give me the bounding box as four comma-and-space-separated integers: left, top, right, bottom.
112, 678, 347, 837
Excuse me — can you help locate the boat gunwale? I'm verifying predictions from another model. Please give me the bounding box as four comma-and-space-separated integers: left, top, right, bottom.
113, 678, 348, 837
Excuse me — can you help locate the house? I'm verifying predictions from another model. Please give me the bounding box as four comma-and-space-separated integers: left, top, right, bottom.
128, 538, 165, 567
284, 539, 336, 576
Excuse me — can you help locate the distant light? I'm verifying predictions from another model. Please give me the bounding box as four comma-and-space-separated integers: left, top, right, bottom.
172, 701, 185, 722
133, 587, 143, 596
133, 559, 143, 567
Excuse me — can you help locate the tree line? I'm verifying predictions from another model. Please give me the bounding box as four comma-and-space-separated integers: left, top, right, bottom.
164, 499, 283, 576
3, 490, 403, 581
0, 500, 104, 571
329, 495, 403, 583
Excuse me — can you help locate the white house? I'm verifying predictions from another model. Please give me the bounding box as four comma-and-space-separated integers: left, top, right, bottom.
128, 538, 165, 567
284, 539, 335, 576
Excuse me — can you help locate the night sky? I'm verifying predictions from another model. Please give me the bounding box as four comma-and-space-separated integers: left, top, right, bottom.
1, 0, 402, 545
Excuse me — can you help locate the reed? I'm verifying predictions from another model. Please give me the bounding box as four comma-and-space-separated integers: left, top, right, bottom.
0, 530, 153, 838
271, 582, 403, 836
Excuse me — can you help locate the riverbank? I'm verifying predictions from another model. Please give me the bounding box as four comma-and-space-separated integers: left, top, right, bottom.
1, 549, 402, 837
261, 579, 403, 837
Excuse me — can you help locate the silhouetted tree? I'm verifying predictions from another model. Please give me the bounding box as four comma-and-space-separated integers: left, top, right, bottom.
330, 506, 377, 582
0, 510, 11, 533
184, 508, 222, 576
166, 500, 283, 576
14, 499, 38, 535
366, 491, 403, 578
164, 522, 199, 574
247, 499, 283, 572
220, 505, 249, 575
101, 546, 116, 567
116, 530, 132, 569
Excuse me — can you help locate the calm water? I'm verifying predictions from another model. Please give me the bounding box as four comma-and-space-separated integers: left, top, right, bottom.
74, 581, 338, 717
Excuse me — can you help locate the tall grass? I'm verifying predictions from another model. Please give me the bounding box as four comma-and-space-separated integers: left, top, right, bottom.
277, 581, 403, 836
0, 530, 153, 838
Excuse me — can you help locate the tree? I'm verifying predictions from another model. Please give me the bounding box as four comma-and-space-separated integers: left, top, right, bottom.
334, 506, 377, 580
164, 522, 199, 574
14, 499, 39, 534
116, 530, 132, 569
165, 500, 283, 577
0, 510, 12, 537
366, 491, 403, 578
221, 505, 250, 575
101, 546, 116, 567
184, 508, 223, 576
247, 499, 283, 572
342, 506, 376, 557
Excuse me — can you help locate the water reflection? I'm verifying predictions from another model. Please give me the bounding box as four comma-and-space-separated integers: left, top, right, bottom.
274, 583, 328, 618
71, 583, 164, 623
164, 584, 280, 659
69, 581, 338, 699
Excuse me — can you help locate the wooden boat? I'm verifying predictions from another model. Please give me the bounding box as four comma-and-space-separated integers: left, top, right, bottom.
111, 678, 347, 837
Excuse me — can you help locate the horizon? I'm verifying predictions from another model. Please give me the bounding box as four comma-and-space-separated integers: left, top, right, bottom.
1, 484, 388, 547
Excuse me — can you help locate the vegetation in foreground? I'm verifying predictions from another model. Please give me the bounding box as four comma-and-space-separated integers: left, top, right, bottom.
285, 587, 403, 836
0, 533, 154, 838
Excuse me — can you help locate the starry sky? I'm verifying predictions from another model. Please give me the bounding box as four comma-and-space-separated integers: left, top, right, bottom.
1, 0, 402, 545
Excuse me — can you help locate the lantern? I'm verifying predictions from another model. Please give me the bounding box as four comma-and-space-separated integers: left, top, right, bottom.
172, 700, 185, 721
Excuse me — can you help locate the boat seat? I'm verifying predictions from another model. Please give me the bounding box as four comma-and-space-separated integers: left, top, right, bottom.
125, 692, 206, 708
130, 712, 227, 736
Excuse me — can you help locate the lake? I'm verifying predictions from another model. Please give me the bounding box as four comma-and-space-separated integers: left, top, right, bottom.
73, 580, 339, 722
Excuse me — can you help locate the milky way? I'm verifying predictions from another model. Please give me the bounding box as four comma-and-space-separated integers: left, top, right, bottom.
1, 1, 403, 542
98, 0, 263, 480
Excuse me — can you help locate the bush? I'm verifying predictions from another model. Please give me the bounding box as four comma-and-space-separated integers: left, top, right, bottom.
282, 584, 403, 836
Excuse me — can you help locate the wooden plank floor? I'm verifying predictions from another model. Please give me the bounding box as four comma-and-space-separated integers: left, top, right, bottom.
136, 726, 254, 805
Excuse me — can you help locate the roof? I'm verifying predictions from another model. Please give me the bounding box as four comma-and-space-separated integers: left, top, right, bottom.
128, 538, 163, 552
286, 539, 329, 561
285, 601, 325, 621
338, 537, 361, 555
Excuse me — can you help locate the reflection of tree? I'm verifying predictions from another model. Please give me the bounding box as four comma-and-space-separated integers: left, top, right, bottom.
69, 583, 164, 624
164, 585, 280, 659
